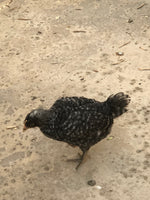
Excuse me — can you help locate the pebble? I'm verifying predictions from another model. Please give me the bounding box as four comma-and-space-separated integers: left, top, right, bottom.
128, 18, 133, 23
87, 180, 96, 186
116, 52, 124, 56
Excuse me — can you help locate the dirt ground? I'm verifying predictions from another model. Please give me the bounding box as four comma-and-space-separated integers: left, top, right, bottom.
0, 0, 150, 199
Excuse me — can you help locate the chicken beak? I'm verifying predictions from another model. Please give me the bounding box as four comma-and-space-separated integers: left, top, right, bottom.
23, 120, 28, 132
23, 124, 28, 132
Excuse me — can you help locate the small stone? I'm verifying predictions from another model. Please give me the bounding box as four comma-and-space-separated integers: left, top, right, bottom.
26, 170, 31, 175
80, 78, 84, 81
37, 31, 42, 34
136, 149, 143, 153
44, 166, 49, 171
128, 18, 133, 23
31, 96, 37, 101
87, 180, 96, 186
95, 185, 102, 190
116, 52, 124, 56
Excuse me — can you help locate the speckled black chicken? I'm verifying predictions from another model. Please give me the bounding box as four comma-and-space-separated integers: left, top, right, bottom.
23, 92, 130, 169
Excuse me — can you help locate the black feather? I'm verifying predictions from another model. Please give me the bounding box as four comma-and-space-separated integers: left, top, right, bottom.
24, 93, 130, 164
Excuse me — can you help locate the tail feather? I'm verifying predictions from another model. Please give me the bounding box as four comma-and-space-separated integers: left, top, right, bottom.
106, 92, 131, 118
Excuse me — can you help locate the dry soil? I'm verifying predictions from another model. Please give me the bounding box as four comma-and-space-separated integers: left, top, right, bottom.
0, 0, 150, 200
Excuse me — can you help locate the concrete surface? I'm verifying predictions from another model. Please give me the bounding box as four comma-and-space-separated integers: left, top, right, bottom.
0, 0, 150, 200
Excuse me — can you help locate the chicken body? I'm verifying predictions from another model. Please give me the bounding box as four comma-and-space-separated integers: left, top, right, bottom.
24, 93, 130, 169
40, 97, 113, 152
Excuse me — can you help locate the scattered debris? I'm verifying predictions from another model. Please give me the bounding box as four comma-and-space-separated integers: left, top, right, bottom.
73, 30, 86, 33
137, 3, 146, 10
55, 16, 60, 20
31, 96, 37, 101
138, 68, 150, 71
95, 185, 102, 190
51, 62, 58, 64
6, 126, 17, 130
37, 31, 42, 35
40, 99, 45, 102
92, 69, 99, 72
128, 18, 133, 23
119, 41, 130, 48
0, 0, 13, 10
116, 52, 124, 56
107, 136, 114, 140
111, 59, 125, 65
126, 32, 132, 37
136, 149, 144, 153
87, 180, 96, 186
80, 78, 84, 81
9, 7, 18, 11
75, 8, 82, 10
17, 18, 31, 21
139, 46, 148, 51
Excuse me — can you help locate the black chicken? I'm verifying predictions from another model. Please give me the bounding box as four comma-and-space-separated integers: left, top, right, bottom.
23, 92, 130, 169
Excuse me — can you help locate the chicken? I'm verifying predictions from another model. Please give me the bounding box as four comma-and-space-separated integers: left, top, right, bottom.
23, 92, 130, 169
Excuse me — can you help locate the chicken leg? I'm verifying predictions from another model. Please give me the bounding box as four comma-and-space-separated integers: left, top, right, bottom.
67, 150, 87, 170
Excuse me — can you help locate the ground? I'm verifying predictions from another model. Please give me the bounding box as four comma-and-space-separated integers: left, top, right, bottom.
0, 0, 150, 199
